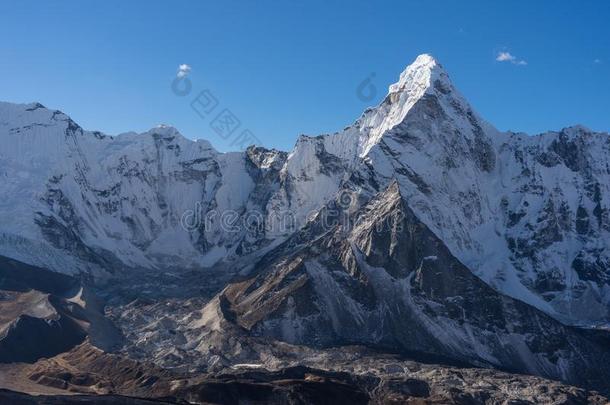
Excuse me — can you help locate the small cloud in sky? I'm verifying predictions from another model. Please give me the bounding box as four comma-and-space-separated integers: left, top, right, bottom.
496, 52, 515, 62
496, 51, 527, 66
594, 58, 602, 64
177, 64, 192, 78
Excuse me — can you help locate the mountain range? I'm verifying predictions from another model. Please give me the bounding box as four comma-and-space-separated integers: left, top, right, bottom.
1, 54, 609, 402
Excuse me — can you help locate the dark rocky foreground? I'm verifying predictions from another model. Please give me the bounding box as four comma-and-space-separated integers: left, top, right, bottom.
1, 228, 610, 404
1, 343, 608, 405
0, 390, 180, 404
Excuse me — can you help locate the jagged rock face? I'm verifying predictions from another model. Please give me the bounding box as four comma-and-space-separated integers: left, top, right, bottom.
211, 183, 610, 392
493, 128, 610, 325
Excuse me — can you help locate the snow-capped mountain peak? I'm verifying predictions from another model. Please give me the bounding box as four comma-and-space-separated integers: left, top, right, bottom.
355, 53, 483, 158
152, 123, 180, 133
388, 53, 444, 94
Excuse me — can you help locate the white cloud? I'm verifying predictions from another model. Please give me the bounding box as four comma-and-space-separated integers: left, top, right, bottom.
177, 64, 192, 78
496, 52, 516, 62
594, 58, 602, 64
496, 51, 527, 66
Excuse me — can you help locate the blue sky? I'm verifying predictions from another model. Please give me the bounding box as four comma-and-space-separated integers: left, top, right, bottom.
1, 1, 608, 151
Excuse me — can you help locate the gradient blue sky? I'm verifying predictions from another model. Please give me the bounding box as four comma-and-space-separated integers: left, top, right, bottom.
1, 1, 608, 151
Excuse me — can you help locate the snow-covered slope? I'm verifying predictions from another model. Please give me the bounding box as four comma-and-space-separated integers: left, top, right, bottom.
0, 54, 609, 327
0, 103, 288, 275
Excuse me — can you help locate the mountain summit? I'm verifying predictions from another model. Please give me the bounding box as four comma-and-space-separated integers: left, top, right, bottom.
388, 53, 445, 94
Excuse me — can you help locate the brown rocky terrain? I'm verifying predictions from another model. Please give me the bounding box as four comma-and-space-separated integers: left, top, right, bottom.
1, 342, 608, 404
